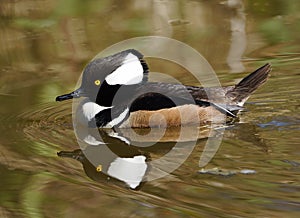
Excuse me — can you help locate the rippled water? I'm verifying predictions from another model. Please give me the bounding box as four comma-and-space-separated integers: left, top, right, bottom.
1, 0, 300, 217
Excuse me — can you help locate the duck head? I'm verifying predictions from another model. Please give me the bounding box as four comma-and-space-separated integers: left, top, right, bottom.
56, 49, 148, 102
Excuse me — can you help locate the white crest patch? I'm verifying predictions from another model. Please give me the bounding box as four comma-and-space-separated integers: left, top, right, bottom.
107, 155, 147, 189
82, 102, 112, 121
104, 107, 129, 128
105, 53, 144, 85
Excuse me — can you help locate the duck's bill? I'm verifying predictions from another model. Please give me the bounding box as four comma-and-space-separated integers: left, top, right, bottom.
55, 88, 84, 101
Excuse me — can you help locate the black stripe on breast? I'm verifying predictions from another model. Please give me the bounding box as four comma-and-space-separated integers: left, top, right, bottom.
89, 108, 112, 127
91, 106, 129, 127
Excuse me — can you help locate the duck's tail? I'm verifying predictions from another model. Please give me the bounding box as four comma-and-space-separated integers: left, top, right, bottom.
226, 63, 271, 106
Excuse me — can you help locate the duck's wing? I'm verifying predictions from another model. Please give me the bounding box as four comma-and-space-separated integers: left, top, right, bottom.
128, 82, 200, 112
130, 82, 245, 117
128, 82, 236, 116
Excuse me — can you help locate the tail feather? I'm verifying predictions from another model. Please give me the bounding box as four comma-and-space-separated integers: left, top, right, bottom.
226, 63, 271, 106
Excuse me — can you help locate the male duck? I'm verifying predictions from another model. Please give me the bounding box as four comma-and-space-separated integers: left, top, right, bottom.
56, 49, 271, 128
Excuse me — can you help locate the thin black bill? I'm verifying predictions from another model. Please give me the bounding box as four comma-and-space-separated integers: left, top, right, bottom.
56, 88, 83, 101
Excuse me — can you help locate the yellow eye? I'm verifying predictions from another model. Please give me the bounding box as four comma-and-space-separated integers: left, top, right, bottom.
96, 164, 102, 172
94, 80, 101, 86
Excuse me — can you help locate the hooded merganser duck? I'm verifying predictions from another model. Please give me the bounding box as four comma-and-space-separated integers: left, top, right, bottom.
56, 49, 271, 128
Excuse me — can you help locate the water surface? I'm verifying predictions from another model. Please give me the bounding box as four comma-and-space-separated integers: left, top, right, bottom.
1, 0, 300, 217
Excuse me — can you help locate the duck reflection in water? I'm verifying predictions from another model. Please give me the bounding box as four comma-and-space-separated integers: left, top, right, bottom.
57, 121, 269, 190
57, 138, 150, 190
58, 114, 209, 190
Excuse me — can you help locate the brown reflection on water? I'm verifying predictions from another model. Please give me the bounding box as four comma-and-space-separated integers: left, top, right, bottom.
1, 0, 300, 217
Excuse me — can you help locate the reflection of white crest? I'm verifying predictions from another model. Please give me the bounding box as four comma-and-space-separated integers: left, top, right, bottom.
107, 155, 147, 189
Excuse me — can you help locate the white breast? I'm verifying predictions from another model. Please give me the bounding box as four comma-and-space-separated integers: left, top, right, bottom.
82, 102, 112, 121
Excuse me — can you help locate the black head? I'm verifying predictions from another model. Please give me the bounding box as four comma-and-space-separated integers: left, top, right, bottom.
56, 49, 149, 102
